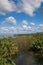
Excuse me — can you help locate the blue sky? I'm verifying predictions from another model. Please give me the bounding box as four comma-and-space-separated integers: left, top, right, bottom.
0, 0, 43, 36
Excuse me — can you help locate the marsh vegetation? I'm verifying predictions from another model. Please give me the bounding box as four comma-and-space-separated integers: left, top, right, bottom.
0, 33, 43, 65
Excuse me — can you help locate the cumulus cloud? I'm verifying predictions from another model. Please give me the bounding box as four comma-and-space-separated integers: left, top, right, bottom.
30, 22, 35, 26
0, 27, 18, 37
17, 27, 23, 32
28, 26, 32, 30
22, 20, 28, 25
0, 0, 43, 16
22, 20, 32, 31
0, 27, 17, 34
5, 16, 16, 25
8, 27, 17, 32
17, 0, 43, 16
22, 25, 28, 30
0, 23, 43, 36
33, 24, 43, 33
0, 27, 9, 33
38, 24, 43, 30
0, 0, 16, 15
0, 18, 43, 36
22, 20, 28, 30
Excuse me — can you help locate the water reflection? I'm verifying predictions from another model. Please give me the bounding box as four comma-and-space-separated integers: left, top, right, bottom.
14, 51, 43, 65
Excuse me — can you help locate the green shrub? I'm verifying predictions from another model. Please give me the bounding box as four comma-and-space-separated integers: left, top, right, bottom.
0, 38, 18, 65
32, 38, 43, 52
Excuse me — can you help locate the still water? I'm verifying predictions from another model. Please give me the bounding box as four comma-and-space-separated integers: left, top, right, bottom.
14, 51, 43, 65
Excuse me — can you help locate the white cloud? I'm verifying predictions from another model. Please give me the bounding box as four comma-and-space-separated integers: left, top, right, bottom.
5, 16, 16, 25
0, 27, 9, 33
0, 27, 18, 37
8, 27, 17, 32
22, 20, 28, 25
0, 0, 16, 15
28, 26, 32, 30
22, 0, 43, 16
33, 24, 43, 33
22, 25, 27, 30
17, 27, 23, 32
22, 25, 31, 31
15, 0, 43, 16
22, 20, 28, 30
22, 20, 32, 31
0, 0, 43, 16
0, 23, 43, 36
0, 27, 17, 34
30, 22, 35, 26
38, 24, 43, 30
